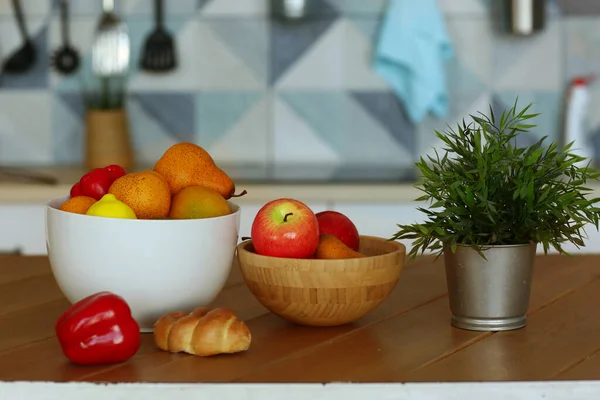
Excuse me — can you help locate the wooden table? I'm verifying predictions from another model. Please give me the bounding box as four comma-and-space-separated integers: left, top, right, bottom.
2, 254, 600, 384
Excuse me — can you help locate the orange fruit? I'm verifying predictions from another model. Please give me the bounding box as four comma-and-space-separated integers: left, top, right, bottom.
59, 196, 97, 214
153, 142, 236, 198
108, 170, 171, 219
169, 186, 231, 219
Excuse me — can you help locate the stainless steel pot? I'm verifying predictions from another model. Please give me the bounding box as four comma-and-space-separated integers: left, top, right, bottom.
443, 243, 536, 331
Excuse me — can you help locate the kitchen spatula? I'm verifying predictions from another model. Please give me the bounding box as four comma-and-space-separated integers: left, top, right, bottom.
140, 0, 177, 72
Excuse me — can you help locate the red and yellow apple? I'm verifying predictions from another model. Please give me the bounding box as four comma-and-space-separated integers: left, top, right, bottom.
315, 211, 360, 251
251, 198, 319, 258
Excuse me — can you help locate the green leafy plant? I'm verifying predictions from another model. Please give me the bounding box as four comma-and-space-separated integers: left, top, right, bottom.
392, 99, 600, 260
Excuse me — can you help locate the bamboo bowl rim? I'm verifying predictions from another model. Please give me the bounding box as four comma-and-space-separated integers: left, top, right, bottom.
236, 235, 406, 270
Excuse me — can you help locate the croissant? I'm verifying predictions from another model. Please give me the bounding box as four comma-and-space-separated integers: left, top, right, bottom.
153, 307, 251, 357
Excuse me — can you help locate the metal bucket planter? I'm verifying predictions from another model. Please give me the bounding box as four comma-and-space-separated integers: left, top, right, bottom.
443, 243, 537, 331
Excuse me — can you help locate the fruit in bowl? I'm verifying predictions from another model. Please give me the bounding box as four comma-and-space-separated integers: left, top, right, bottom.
251, 198, 320, 259
169, 186, 232, 219
238, 199, 406, 326
108, 170, 172, 219
316, 211, 360, 251
314, 234, 365, 259
153, 142, 244, 199
47, 143, 245, 332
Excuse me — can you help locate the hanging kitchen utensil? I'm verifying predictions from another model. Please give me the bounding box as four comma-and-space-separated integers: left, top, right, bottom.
92, 0, 130, 79
91, 0, 130, 109
271, 0, 315, 22
51, 0, 80, 75
1, 0, 36, 74
506, 0, 546, 35
88, 0, 133, 170
140, 0, 177, 72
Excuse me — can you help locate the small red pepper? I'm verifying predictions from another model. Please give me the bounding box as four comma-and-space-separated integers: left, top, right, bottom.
79, 168, 112, 200
55, 291, 141, 365
70, 181, 82, 197
69, 165, 127, 200
105, 164, 127, 181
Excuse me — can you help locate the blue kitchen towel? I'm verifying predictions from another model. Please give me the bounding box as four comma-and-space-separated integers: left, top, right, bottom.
373, 0, 454, 125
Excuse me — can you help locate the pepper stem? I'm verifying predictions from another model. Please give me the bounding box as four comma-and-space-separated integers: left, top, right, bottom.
283, 212, 293, 222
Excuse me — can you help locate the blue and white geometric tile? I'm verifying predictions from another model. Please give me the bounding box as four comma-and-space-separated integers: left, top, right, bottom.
0, 92, 52, 165
341, 92, 414, 167
565, 17, 600, 81
197, 0, 211, 12
325, 0, 387, 16
438, 0, 490, 16
53, 0, 203, 16
52, 92, 85, 164
126, 95, 179, 164
206, 18, 269, 84
346, 16, 381, 42
202, 94, 269, 166
200, 0, 268, 16
350, 91, 415, 153
122, 0, 200, 16
277, 91, 413, 167
195, 19, 263, 90
130, 92, 196, 143
272, 94, 341, 180
196, 90, 265, 149
556, 0, 600, 16
491, 16, 563, 91
275, 19, 344, 89
342, 18, 388, 90
444, 17, 492, 88
270, 14, 339, 85
586, 81, 600, 134
272, 94, 341, 164
588, 126, 600, 163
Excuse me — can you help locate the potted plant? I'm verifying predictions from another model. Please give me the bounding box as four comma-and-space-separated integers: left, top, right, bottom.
391, 99, 600, 331
83, 76, 134, 170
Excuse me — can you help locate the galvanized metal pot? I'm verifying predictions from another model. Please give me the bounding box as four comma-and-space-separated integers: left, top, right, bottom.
443, 243, 537, 332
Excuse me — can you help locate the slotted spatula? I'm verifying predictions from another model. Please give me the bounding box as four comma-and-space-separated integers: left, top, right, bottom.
2, 0, 36, 74
140, 0, 177, 72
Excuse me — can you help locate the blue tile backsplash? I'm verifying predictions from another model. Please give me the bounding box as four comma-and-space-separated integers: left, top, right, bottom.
0, 0, 600, 181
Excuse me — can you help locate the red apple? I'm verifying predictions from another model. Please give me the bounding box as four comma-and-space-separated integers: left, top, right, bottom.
315, 211, 360, 251
251, 198, 319, 258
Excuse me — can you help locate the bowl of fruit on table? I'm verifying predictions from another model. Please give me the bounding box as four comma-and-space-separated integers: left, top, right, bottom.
237, 199, 406, 327
46, 143, 245, 332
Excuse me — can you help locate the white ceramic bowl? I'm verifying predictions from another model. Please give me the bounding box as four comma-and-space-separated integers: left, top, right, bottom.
46, 196, 241, 332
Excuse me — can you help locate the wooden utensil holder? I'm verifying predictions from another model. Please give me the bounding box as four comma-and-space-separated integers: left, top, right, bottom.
85, 108, 134, 170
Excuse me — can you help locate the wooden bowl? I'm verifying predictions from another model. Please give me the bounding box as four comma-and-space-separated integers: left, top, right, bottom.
236, 235, 406, 327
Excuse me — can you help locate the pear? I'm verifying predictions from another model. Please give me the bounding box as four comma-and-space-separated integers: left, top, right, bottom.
314, 234, 365, 259
153, 142, 246, 199
169, 186, 231, 219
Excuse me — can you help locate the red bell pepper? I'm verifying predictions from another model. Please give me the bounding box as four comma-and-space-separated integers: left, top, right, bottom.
69, 165, 127, 200
55, 291, 141, 365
